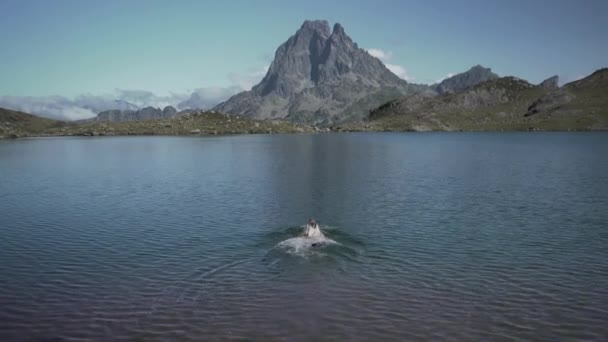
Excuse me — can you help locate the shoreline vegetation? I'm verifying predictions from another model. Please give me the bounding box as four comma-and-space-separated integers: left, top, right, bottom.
1, 107, 607, 140
0, 110, 318, 139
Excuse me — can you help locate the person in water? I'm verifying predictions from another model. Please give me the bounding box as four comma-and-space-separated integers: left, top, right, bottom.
304, 218, 323, 238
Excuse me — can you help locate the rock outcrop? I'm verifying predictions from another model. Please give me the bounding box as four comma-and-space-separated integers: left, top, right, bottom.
432, 65, 499, 94
525, 89, 574, 116
539, 75, 559, 89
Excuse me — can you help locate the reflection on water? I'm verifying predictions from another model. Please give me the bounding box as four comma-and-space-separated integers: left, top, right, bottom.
0, 133, 607, 341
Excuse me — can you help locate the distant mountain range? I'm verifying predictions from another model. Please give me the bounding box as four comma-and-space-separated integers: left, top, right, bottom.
364, 68, 608, 131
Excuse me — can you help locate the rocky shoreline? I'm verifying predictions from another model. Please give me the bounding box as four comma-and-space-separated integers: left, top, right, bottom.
1, 107, 606, 141
0, 111, 325, 139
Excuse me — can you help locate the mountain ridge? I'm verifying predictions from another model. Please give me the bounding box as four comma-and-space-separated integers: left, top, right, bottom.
361, 68, 608, 131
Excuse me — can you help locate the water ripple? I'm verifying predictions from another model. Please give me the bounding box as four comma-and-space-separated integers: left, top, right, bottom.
1, 134, 607, 341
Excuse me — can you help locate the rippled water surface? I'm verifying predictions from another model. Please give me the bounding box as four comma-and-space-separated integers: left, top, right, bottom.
1, 133, 607, 341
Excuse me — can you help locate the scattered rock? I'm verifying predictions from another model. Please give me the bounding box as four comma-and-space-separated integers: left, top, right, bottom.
525, 89, 575, 116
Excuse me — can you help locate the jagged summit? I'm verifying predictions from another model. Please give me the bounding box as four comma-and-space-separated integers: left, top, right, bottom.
252, 20, 399, 96
432, 65, 499, 94
539, 75, 559, 89
214, 20, 425, 124
300, 20, 331, 35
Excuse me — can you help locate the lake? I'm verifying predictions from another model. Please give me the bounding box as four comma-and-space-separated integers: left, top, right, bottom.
1, 133, 607, 341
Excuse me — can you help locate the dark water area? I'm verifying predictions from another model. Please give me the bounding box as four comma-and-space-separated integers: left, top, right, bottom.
1, 133, 607, 341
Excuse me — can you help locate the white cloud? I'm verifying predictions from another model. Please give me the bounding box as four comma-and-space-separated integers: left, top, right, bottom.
113, 89, 189, 109
178, 86, 241, 109
177, 65, 271, 110
434, 73, 455, 84
0, 90, 208, 121
366, 48, 393, 61
0, 95, 97, 120
227, 65, 270, 91
385, 64, 414, 82
366, 48, 413, 82
0, 67, 272, 120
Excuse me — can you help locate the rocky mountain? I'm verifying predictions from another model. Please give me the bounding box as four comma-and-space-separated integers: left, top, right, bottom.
364, 68, 608, 131
213, 20, 430, 124
525, 68, 607, 122
431, 65, 499, 94
538, 75, 559, 89
92, 106, 178, 122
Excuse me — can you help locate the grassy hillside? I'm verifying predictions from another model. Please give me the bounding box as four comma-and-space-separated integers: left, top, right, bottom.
0, 109, 314, 138
360, 69, 608, 131
0, 108, 70, 138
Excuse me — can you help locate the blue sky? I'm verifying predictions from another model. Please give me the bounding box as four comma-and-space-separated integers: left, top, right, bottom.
0, 0, 606, 118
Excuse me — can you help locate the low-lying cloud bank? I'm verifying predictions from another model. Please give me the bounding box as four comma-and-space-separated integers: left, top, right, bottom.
0, 87, 243, 121
0, 64, 275, 121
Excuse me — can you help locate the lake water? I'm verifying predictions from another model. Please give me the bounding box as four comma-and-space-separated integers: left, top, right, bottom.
1, 133, 607, 341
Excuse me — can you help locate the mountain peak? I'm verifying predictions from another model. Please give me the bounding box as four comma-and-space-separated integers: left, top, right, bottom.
332, 23, 345, 35
433, 65, 499, 94
214, 20, 419, 124
251, 20, 403, 98
300, 20, 331, 36
539, 75, 559, 88
470, 64, 489, 71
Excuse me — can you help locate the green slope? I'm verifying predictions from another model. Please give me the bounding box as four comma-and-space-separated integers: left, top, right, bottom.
364, 68, 608, 131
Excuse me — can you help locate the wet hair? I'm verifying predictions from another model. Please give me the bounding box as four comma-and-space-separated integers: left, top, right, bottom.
308, 218, 316, 226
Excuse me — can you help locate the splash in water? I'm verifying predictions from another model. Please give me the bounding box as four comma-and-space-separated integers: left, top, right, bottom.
274, 225, 340, 257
